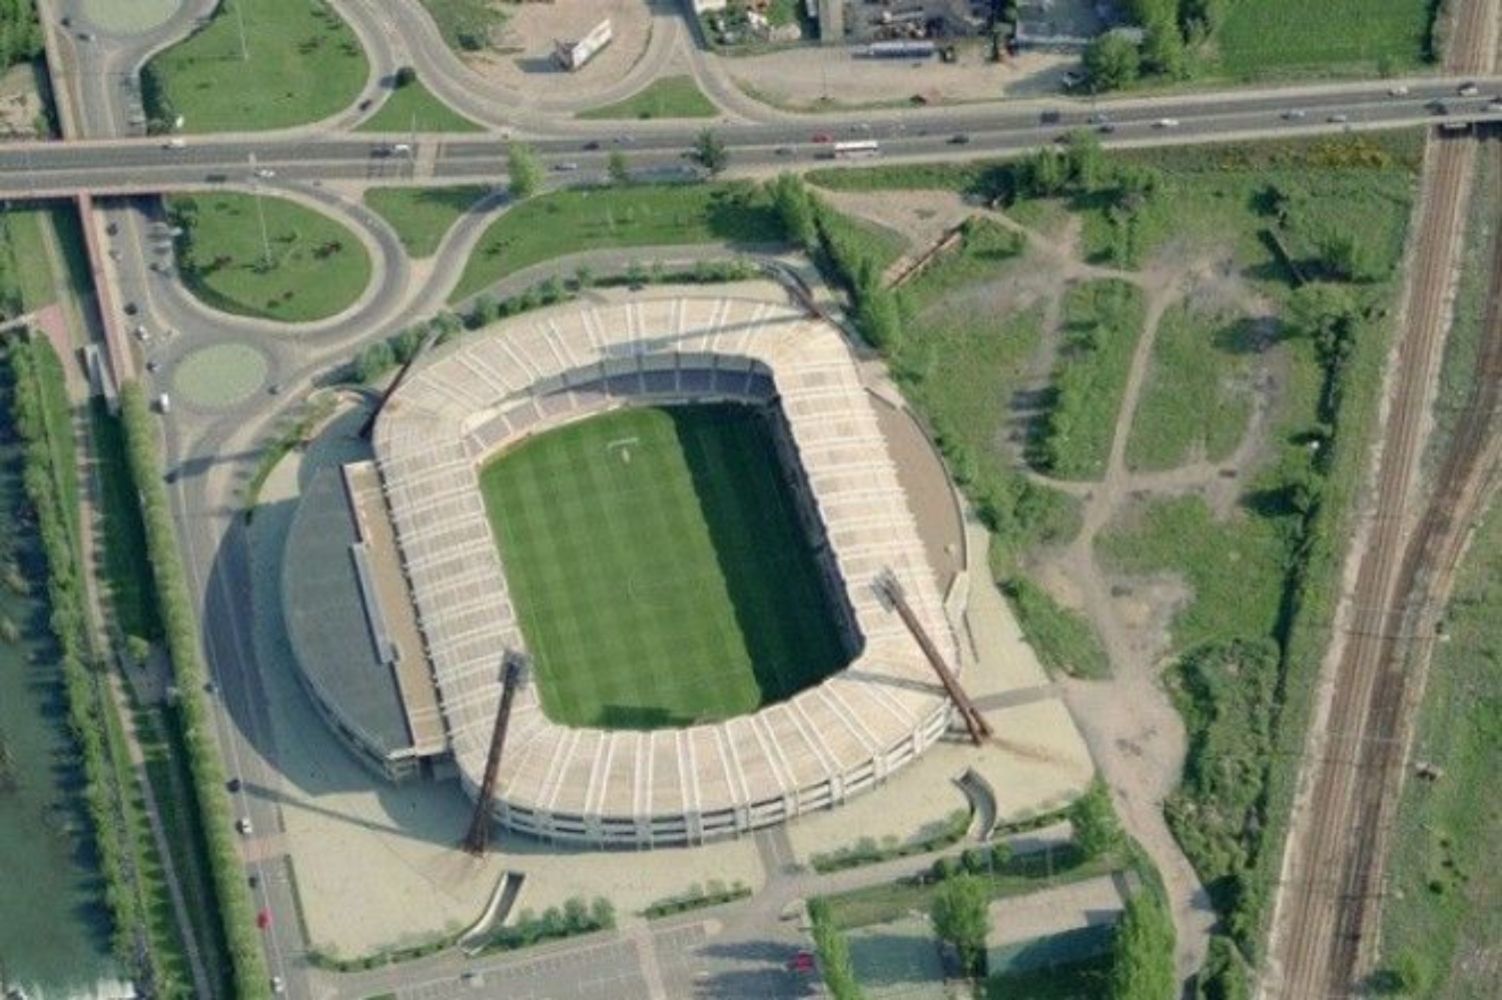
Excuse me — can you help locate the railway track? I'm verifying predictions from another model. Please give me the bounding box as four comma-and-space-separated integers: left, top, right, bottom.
1265, 0, 1501, 988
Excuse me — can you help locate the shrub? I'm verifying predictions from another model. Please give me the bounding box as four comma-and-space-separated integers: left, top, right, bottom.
1111, 891, 1176, 1000
931, 873, 990, 976
809, 899, 863, 999
485, 895, 615, 951
1071, 781, 1125, 860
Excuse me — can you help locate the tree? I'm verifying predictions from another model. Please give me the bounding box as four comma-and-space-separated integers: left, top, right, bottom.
607, 150, 630, 185
1083, 30, 1141, 91
1142, 21, 1187, 79
931, 873, 990, 976
1064, 130, 1106, 191
1071, 781, 1125, 859
394, 65, 417, 89
692, 128, 729, 175
1111, 893, 1176, 1000
769, 173, 817, 250
125, 635, 152, 665
573, 265, 594, 289
506, 142, 542, 199
1180, 0, 1228, 44
809, 900, 863, 1000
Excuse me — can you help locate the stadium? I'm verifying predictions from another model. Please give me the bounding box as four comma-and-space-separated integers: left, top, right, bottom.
281, 293, 960, 848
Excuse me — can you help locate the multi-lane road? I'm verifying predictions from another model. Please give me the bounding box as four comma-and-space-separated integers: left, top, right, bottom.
2, 78, 1501, 197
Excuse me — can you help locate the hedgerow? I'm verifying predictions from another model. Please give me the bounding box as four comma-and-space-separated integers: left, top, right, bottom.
119, 381, 271, 998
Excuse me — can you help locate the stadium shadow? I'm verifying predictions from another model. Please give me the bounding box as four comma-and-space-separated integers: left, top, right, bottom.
667, 404, 855, 708
207, 493, 475, 849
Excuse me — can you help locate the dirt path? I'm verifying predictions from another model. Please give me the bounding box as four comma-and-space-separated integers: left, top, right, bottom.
829, 187, 1241, 981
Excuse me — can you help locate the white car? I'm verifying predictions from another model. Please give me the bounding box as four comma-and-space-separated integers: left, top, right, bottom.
164, 137, 186, 149
1457, 82, 1480, 97
1154, 118, 1180, 129
390, 142, 412, 155
236, 817, 253, 836
254, 168, 276, 179
1388, 84, 1409, 97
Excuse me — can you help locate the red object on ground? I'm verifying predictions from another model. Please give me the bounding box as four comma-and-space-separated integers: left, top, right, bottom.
787, 951, 816, 972
257, 909, 272, 930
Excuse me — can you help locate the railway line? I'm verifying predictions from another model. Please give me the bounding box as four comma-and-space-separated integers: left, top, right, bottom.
1265, 0, 1500, 991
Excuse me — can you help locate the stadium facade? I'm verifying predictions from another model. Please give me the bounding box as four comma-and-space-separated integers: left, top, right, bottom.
282, 294, 961, 847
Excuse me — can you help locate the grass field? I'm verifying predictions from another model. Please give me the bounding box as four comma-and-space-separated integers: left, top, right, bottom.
1214, 0, 1434, 78
1424, 150, 1497, 472
143, 0, 367, 132
364, 185, 489, 258
888, 217, 1079, 564
1377, 498, 1502, 998
417, 0, 505, 54
0, 209, 57, 315
819, 844, 1112, 930
479, 404, 848, 729
168, 192, 371, 322
1036, 279, 1146, 480
1125, 303, 1256, 471
357, 80, 481, 133
1002, 577, 1110, 680
579, 75, 718, 120
450, 182, 784, 303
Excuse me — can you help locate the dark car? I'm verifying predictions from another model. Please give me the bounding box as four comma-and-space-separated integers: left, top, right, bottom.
583, 140, 601, 151
1040, 109, 1062, 125
948, 133, 971, 145
227, 777, 242, 793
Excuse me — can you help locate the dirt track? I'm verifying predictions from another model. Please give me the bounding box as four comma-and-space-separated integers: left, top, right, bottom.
1262, 0, 1501, 992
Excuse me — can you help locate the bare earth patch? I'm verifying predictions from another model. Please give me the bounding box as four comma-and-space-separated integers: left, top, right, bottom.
727, 44, 1075, 110
464, 0, 654, 103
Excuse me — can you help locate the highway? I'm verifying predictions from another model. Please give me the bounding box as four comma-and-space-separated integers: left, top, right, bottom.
2, 79, 1501, 197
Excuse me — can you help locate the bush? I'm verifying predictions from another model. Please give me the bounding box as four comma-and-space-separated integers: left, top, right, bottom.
119, 382, 271, 998
1071, 781, 1125, 860
484, 895, 615, 951
931, 873, 990, 976
642, 880, 750, 918
4, 340, 157, 982
1111, 890, 1176, 1000
809, 898, 863, 999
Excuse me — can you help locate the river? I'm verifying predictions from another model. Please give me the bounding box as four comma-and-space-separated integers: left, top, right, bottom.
0, 385, 131, 998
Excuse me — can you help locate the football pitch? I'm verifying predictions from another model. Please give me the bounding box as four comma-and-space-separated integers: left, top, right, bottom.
479, 403, 850, 729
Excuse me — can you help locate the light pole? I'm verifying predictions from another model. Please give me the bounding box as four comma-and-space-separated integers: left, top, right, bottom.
248, 153, 271, 268
234, 1, 249, 62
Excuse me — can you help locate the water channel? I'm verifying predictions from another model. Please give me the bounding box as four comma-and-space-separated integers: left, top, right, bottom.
0, 383, 130, 998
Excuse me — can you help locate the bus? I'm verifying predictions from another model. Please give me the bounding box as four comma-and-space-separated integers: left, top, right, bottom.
832, 140, 880, 159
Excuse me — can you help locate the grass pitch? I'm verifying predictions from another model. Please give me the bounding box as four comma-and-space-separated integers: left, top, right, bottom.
479, 404, 849, 729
